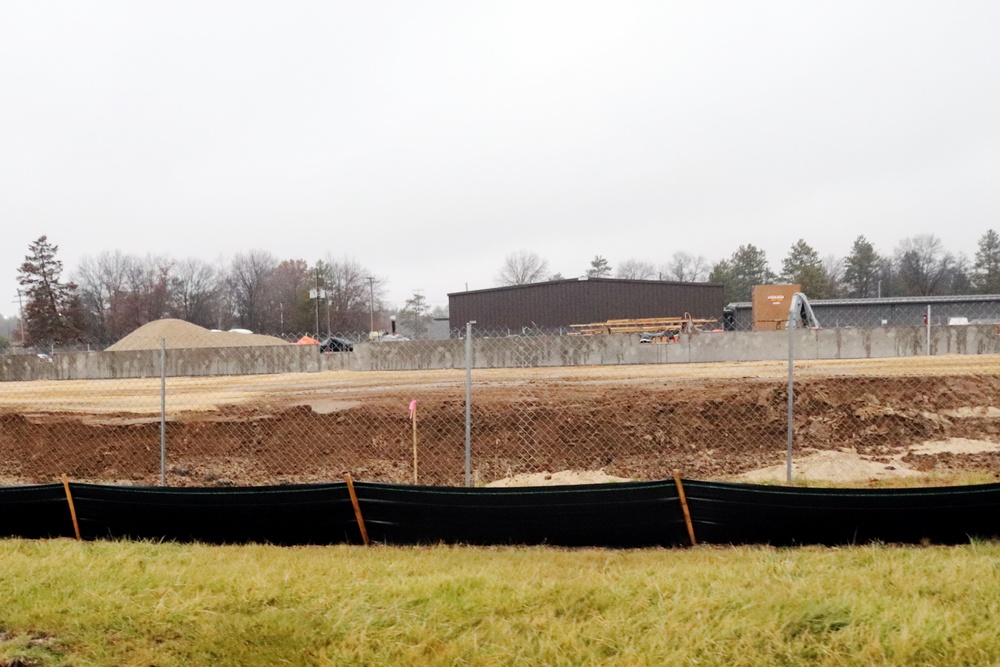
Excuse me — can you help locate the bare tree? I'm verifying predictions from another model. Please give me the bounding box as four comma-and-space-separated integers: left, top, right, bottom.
615, 259, 656, 280
662, 251, 710, 282
268, 259, 312, 334
74, 250, 131, 344
169, 258, 220, 328
946, 253, 973, 295
894, 235, 954, 296
496, 250, 549, 285
114, 254, 173, 335
229, 250, 278, 332
821, 254, 844, 298
321, 254, 388, 335
73, 251, 173, 343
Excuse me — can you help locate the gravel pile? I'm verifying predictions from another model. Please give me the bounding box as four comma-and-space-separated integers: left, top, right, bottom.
105, 319, 290, 351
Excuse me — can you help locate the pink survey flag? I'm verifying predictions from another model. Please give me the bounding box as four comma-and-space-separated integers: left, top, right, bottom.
408, 400, 417, 420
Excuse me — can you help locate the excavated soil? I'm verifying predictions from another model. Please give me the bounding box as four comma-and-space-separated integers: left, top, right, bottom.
3, 359, 1000, 486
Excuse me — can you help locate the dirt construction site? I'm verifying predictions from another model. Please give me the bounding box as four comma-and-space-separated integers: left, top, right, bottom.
2, 355, 1000, 487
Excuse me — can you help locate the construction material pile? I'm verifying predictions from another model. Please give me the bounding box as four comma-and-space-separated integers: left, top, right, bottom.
570, 315, 718, 338
105, 319, 289, 351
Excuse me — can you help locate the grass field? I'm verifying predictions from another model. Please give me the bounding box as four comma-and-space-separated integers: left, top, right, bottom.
2, 540, 1000, 666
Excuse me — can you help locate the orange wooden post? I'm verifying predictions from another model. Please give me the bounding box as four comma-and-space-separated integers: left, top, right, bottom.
343, 472, 370, 546
60, 474, 82, 541
672, 469, 697, 546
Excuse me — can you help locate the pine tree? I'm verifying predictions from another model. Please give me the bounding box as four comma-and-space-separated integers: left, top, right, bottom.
399, 292, 431, 339
780, 239, 829, 298
17, 235, 80, 347
973, 229, 1000, 294
586, 255, 612, 278
842, 236, 882, 298
709, 245, 775, 303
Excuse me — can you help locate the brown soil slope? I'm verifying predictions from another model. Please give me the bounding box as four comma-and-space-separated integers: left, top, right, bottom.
3, 358, 1000, 486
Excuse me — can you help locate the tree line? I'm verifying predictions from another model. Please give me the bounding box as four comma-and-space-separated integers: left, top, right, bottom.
10, 237, 427, 349
9, 231, 1000, 351
497, 231, 1000, 304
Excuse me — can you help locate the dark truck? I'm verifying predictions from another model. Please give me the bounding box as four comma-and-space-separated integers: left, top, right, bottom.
319, 336, 354, 353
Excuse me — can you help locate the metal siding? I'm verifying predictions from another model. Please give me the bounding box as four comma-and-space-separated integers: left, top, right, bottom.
723, 297, 1000, 330
448, 280, 724, 331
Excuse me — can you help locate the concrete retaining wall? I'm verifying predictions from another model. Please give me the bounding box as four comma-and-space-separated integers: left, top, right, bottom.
3, 325, 999, 381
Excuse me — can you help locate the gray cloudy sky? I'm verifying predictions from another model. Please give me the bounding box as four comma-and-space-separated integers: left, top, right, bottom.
2, 1, 999, 315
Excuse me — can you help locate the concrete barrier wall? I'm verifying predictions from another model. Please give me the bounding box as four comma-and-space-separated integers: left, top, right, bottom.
0, 345, 326, 382
3, 325, 999, 381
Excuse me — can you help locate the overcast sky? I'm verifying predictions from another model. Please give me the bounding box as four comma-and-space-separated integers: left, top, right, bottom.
2, 1, 999, 317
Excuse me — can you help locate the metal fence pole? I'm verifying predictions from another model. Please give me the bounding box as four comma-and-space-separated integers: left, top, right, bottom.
786, 315, 794, 483
926, 304, 932, 355
160, 337, 166, 486
465, 321, 474, 487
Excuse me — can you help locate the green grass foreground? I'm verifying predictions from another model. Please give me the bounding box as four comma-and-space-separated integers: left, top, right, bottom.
2, 541, 1000, 666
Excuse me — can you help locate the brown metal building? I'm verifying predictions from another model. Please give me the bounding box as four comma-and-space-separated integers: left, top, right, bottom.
448, 278, 724, 332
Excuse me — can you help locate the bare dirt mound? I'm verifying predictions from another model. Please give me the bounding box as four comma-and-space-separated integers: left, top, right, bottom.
739, 438, 1000, 484
106, 319, 289, 351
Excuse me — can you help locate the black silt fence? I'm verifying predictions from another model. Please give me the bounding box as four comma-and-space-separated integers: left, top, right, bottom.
0, 484, 71, 539
352, 480, 688, 547
683, 480, 1000, 546
3, 479, 1000, 547
68, 483, 359, 545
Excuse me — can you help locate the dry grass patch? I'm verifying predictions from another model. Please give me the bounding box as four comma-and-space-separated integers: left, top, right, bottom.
1, 540, 1000, 665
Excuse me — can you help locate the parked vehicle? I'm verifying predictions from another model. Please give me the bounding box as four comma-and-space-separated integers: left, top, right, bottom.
319, 336, 354, 353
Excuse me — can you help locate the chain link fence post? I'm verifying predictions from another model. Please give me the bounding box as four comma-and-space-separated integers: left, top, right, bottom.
786, 307, 795, 483
465, 321, 474, 487
927, 304, 932, 355
160, 337, 167, 486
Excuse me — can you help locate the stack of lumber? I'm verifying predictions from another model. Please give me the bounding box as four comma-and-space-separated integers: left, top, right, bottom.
569, 316, 717, 335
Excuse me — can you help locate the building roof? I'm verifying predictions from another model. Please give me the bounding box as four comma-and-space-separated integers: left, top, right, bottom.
449, 277, 721, 298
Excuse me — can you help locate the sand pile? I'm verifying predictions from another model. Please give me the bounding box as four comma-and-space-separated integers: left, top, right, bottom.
106, 319, 289, 351
737, 438, 1000, 483
486, 470, 632, 487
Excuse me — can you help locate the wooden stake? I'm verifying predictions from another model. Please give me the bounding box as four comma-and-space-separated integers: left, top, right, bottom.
60, 474, 82, 542
343, 472, 370, 546
412, 402, 418, 484
672, 469, 697, 546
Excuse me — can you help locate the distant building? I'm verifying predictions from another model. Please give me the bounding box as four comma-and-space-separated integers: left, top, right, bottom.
427, 317, 451, 340
448, 278, 724, 333
723, 294, 1000, 330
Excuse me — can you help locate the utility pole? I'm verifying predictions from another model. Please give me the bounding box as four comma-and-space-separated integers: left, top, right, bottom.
368, 276, 375, 334
15, 290, 25, 345
314, 267, 320, 338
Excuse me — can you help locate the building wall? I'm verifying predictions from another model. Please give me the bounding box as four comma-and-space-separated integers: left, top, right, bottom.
727, 296, 1000, 330
448, 278, 724, 331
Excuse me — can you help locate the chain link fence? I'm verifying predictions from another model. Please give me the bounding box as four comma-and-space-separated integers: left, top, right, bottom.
723, 294, 1000, 331
3, 313, 1000, 488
